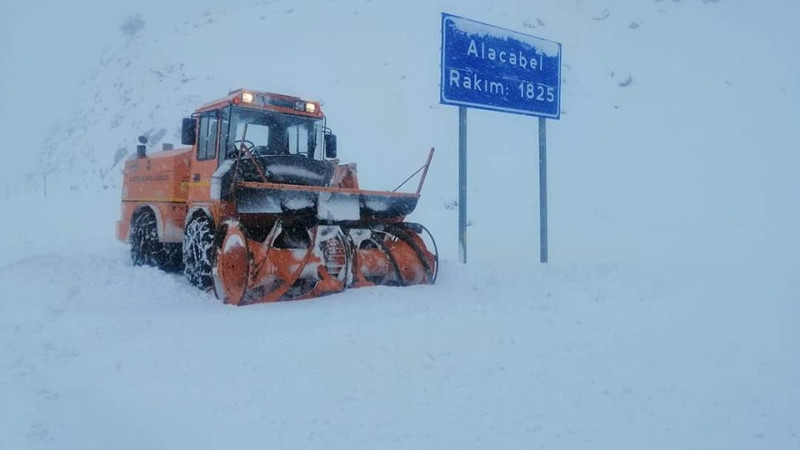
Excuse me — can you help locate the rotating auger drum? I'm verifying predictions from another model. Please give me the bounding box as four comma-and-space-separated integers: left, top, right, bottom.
213, 218, 438, 306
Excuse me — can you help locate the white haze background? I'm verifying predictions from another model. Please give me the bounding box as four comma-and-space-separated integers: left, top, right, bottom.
1, 0, 798, 449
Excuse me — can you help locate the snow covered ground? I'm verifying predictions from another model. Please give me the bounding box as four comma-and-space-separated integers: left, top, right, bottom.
2, 0, 799, 448
1, 191, 798, 449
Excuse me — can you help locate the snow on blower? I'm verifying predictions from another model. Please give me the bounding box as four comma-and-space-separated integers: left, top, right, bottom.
117, 89, 437, 305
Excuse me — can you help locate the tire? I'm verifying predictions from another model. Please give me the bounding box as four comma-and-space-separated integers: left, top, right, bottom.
183, 214, 215, 290
159, 243, 184, 273
130, 209, 166, 268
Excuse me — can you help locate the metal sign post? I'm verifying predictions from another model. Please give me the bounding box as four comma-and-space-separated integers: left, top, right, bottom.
538, 117, 548, 263
458, 106, 468, 263
440, 12, 562, 264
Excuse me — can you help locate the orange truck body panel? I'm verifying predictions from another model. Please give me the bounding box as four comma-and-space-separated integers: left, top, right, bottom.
117, 148, 193, 243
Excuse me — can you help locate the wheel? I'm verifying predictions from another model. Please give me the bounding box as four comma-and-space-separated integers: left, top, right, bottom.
183, 214, 215, 290
130, 209, 165, 267
159, 243, 183, 272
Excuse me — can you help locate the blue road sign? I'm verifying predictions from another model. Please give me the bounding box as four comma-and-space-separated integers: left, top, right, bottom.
440, 13, 562, 119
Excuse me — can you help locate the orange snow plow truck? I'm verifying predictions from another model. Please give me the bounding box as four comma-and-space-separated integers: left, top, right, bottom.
117, 89, 437, 305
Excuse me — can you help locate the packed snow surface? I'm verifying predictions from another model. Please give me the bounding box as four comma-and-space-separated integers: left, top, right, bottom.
1, 0, 799, 449
1, 192, 797, 449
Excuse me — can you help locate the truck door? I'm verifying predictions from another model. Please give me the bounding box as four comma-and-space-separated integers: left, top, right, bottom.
188, 112, 222, 204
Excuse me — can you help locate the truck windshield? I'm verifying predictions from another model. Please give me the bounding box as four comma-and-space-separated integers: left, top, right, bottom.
225, 107, 324, 160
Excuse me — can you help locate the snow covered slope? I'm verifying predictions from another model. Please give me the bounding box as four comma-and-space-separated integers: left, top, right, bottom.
6, 0, 798, 263
0, 188, 800, 450
1, 190, 798, 450
1, 0, 799, 449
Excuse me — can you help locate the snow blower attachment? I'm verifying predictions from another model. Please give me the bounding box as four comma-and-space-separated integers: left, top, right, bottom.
117, 89, 437, 305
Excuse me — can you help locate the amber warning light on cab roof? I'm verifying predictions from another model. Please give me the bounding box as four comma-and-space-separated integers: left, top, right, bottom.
232, 90, 319, 114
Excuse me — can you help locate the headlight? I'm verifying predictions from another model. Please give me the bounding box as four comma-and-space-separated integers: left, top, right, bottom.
241, 92, 254, 103
305, 102, 316, 113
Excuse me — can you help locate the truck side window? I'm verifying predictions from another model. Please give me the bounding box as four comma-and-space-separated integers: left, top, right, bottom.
287, 124, 310, 156
198, 115, 219, 161
219, 107, 230, 160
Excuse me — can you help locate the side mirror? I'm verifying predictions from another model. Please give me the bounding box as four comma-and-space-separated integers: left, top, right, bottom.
181, 118, 196, 145
324, 133, 337, 159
